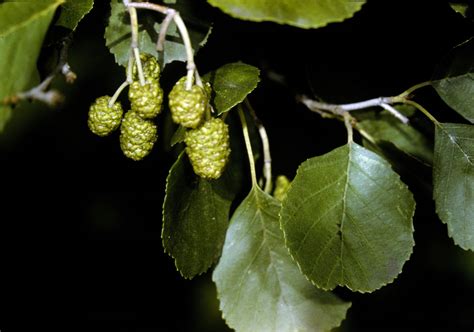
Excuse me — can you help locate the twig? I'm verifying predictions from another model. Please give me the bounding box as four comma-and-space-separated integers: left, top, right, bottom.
2, 35, 75, 107
14, 78, 63, 107
380, 103, 409, 124
124, 1, 168, 14
298, 95, 409, 124
299, 95, 396, 115
156, 9, 176, 51
125, 1, 197, 91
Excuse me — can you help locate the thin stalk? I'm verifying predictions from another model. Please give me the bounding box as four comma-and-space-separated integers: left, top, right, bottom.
344, 113, 354, 143
173, 13, 196, 90
402, 99, 441, 127
109, 81, 130, 107
128, 6, 145, 86
245, 99, 272, 194
398, 81, 432, 98
238, 106, 257, 187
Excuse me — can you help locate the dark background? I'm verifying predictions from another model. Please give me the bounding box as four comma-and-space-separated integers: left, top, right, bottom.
0, 1, 473, 331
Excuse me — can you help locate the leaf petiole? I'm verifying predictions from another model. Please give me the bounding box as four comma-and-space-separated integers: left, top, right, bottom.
238, 106, 258, 187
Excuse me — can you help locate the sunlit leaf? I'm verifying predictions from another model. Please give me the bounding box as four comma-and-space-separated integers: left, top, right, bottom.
0, 0, 64, 132
280, 143, 415, 292
214, 186, 351, 332
203, 63, 260, 115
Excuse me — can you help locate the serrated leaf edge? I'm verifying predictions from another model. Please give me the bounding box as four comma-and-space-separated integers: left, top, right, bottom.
279, 143, 416, 294
161, 152, 225, 280
214, 185, 352, 331
206, 0, 366, 29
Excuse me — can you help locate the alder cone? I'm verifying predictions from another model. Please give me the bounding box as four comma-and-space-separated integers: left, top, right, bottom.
185, 118, 230, 179
132, 53, 160, 80
273, 175, 291, 201
120, 110, 158, 161
88, 96, 123, 137
128, 80, 163, 119
168, 76, 209, 129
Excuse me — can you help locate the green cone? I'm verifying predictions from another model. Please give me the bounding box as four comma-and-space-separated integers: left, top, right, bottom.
128, 80, 163, 119
120, 110, 158, 161
88, 96, 123, 137
185, 118, 230, 179
168, 76, 210, 129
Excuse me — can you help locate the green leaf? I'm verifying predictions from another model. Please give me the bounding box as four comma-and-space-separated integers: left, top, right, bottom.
55, 0, 94, 31
203, 63, 260, 115
0, 106, 11, 133
0, 0, 64, 133
170, 125, 186, 147
213, 186, 350, 332
280, 143, 415, 293
433, 123, 474, 251
162, 152, 238, 279
357, 106, 434, 165
105, 0, 212, 68
433, 38, 474, 123
206, 0, 365, 29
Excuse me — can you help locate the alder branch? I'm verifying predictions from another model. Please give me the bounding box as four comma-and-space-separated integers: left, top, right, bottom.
124, 1, 198, 90
297, 95, 409, 124
2, 36, 76, 107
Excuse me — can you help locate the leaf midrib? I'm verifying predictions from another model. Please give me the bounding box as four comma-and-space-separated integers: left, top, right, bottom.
254, 188, 299, 331
440, 125, 474, 166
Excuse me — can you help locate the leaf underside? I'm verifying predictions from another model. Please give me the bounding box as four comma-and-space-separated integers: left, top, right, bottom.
105, 0, 212, 68
206, 0, 366, 29
357, 106, 434, 165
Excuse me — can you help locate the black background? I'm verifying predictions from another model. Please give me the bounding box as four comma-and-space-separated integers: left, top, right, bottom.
0, 1, 473, 331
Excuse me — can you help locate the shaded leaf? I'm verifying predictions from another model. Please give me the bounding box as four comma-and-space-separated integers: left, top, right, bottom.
0, 0, 64, 132
170, 125, 186, 147
105, 0, 211, 68
357, 106, 434, 165
434, 123, 474, 251
55, 0, 94, 31
207, 0, 365, 29
280, 143, 415, 292
213, 186, 350, 332
162, 152, 238, 278
203, 63, 260, 115
449, 3, 469, 17
433, 38, 474, 123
